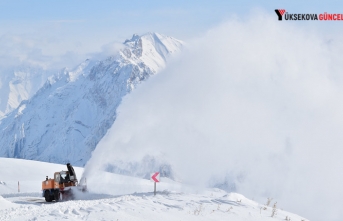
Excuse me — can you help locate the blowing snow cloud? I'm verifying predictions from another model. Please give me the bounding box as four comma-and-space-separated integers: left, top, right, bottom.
84, 12, 343, 221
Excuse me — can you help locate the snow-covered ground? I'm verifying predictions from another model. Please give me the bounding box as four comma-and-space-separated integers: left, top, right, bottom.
0, 158, 307, 220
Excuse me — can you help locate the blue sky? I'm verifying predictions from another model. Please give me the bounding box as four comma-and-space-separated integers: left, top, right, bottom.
0, 0, 342, 69
1, 1, 341, 37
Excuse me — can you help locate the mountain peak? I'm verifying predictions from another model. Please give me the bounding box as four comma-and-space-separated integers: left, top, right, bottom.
121, 32, 183, 73
123, 33, 140, 44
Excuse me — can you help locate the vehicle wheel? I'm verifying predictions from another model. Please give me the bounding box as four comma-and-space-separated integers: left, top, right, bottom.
44, 191, 52, 202
54, 191, 61, 202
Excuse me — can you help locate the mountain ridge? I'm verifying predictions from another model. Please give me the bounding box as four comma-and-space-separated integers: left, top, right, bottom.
0, 32, 183, 166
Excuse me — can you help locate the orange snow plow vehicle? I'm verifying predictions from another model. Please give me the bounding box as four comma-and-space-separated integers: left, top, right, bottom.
42, 163, 86, 202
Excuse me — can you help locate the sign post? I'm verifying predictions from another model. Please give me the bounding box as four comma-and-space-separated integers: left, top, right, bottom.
150, 172, 160, 196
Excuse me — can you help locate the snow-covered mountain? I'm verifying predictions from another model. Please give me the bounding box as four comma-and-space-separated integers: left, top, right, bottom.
0, 67, 52, 118
0, 33, 183, 166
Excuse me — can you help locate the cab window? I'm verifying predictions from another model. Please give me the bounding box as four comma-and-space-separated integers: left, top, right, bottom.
61, 172, 67, 179
55, 173, 60, 182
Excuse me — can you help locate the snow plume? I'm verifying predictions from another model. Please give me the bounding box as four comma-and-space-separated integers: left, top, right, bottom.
84, 12, 343, 221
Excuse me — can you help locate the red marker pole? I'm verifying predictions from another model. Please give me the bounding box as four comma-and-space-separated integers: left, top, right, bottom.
151, 172, 160, 196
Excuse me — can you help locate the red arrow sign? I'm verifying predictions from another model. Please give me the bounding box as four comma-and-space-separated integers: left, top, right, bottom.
151, 172, 160, 182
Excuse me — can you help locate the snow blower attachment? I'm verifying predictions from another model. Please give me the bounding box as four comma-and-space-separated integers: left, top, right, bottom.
42, 163, 87, 202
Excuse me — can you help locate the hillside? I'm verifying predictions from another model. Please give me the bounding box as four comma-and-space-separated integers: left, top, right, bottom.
0, 158, 307, 221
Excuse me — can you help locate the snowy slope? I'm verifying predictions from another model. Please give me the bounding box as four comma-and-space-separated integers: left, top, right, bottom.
0, 33, 183, 166
0, 158, 307, 221
0, 67, 51, 118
